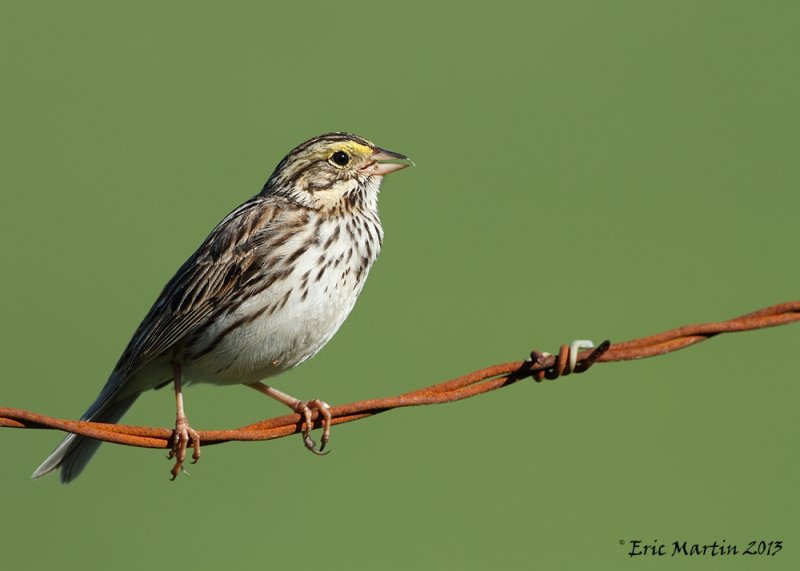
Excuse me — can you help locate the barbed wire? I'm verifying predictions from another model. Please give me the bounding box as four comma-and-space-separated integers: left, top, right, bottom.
2, 301, 798, 454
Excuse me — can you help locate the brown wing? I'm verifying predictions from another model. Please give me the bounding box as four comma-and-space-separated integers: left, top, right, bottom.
108, 195, 289, 384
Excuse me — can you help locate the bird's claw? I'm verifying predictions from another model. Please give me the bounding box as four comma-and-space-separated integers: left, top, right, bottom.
295, 399, 332, 456
167, 415, 200, 480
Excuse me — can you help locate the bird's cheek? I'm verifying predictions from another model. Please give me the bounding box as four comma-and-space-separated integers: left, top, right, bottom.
311, 181, 351, 209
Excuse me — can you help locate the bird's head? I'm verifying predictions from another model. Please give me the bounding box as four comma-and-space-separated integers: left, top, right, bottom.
262, 132, 412, 212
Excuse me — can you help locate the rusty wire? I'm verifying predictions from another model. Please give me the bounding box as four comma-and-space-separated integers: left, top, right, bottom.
1, 301, 798, 453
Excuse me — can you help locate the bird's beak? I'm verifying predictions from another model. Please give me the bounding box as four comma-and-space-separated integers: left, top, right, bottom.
362, 147, 414, 176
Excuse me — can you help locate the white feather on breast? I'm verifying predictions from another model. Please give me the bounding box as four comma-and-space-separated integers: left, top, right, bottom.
183, 215, 380, 385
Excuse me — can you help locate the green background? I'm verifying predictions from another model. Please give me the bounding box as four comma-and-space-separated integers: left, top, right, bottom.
1, 1, 797, 569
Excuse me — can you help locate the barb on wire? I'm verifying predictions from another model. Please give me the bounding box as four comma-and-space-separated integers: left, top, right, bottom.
1, 301, 798, 453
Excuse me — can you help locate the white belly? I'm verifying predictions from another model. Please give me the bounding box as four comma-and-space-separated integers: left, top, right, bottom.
182, 218, 377, 385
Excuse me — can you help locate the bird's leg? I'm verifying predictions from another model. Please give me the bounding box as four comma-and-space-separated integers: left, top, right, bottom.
168, 362, 201, 479
247, 381, 332, 455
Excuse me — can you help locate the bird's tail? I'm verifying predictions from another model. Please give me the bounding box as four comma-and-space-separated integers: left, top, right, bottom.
31, 392, 140, 483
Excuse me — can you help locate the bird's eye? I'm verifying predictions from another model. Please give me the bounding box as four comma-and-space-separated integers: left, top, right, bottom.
330, 150, 350, 167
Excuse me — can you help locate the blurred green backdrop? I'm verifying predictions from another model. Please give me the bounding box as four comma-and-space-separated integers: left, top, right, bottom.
1, 1, 797, 569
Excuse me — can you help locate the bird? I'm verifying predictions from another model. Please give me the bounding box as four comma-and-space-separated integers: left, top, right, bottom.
31, 132, 412, 483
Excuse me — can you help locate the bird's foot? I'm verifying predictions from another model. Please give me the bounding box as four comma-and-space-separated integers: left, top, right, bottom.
294, 399, 332, 455
245, 383, 333, 456
167, 414, 200, 480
